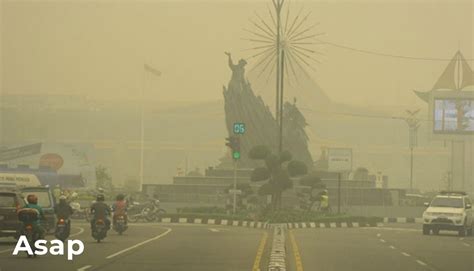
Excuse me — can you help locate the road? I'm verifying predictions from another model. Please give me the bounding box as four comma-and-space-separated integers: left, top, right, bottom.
289, 223, 473, 271
1, 222, 471, 271
0, 221, 267, 271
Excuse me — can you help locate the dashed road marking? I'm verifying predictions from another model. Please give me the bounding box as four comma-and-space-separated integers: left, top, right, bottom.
401, 252, 411, 257
364, 227, 419, 232
106, 227, 172, 259
376, 233, 381, 237
289, 230, 304, 271
77, 265, 92, 271
379, 239, 386, 243
209, 228, 220, 232
416, 260, 427, 266
462, 242, 471, 247
252, 231, 268, 271
389, 245, 396, 249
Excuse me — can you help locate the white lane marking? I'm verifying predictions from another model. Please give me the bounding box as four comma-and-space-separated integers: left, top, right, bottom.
376, 233, 381, 237
106, 227, 172, 259
401, 252, 411, 257
363, 227, 419, 232
389, 245, 396, 249
77, 265, 92, 271
70, 227, 85, 237
379, 239, 386, 243
209, 228, 220, 232
462, 242, 471, 247
416, 260, 427, 266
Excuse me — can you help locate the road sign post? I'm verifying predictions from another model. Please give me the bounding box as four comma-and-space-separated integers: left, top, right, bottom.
327, 148, 352, 214
337, 172, 341, 214
233, 160, 237, 215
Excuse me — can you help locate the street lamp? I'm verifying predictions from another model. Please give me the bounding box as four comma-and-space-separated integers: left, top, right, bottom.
404, 109, 420, 191
139, 64, 161, 192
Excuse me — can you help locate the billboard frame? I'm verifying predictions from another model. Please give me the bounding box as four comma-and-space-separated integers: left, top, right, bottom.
428, 90, 474, 141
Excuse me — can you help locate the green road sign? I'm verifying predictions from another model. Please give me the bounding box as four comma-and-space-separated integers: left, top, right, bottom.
233, 123, 246, 134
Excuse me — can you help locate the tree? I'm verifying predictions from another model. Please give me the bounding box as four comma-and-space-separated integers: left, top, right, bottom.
249, 145, 308, 209
95, 165, 114, 192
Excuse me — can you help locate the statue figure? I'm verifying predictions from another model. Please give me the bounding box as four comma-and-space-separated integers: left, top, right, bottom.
225, 52, 247, 90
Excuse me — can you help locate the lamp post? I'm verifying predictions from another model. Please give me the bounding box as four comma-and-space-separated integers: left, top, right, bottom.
272, 0, 284, 153
404, 109, 420, 191
139, 64, 161, 192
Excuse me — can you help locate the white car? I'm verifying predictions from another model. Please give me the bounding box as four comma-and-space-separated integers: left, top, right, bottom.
422, 191, 473, 236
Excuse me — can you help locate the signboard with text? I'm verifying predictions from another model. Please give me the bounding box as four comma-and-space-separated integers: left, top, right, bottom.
0, 143, 42, 161
327, 148, 352, 173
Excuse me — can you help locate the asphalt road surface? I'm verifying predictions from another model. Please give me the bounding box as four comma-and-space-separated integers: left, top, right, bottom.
0, 221, 267, 271
1, 222, 472, 271
289, 223, 473, 271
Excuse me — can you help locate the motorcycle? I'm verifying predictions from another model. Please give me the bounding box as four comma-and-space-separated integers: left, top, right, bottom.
70, 202, 87, 220
54, 218, 70, 241
91, 218, 108, 243
127, 202, 145, 223
141, 200, 166, 222
18, 209, 40, 258
113, 215, 128, 235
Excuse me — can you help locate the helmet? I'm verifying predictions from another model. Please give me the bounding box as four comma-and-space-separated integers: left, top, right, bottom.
96, 194, 105, 202
116, 194, 125, 201
27, 194, 38, 204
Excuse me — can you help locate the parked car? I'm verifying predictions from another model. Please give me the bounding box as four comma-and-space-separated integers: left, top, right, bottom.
0, 187, 24, 238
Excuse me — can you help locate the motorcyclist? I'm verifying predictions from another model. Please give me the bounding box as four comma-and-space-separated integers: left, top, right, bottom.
23, 194, 46, 239
112, 194, 128, 226
54, 195, 74, 235
90, 194, 111, 231
53, 185, 62, 204
319, 190, 330, 213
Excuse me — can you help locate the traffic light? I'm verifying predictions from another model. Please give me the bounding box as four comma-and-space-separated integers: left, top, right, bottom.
225, 136, 241, 160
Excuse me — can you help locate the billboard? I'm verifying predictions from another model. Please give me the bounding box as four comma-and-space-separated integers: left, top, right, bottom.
429, 91, 474, 140
0, 143, 42, 161
327, 148, 352, 173
433, 98, 474, 134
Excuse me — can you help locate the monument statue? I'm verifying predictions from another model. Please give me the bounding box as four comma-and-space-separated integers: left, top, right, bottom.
221, 52, 313, 168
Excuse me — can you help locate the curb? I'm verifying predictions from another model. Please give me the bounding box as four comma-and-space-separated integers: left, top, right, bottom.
383, 217, 423, 224
151, 216, 271, 229
284, 221, 382, 229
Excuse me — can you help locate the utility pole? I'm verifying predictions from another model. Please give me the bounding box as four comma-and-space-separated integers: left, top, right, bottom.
337, 172, 341, 214
404, 109, 420, 191
272, 0, 284, 153
233, 160, 237, 215
279, 49, 285, 153
140, 64, 161, 192
226, 133, 242, 215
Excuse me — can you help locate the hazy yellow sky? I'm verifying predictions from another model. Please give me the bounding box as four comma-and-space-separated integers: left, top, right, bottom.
1, 0, 473, 107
